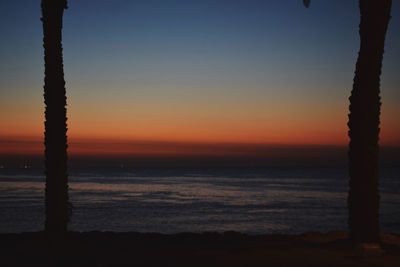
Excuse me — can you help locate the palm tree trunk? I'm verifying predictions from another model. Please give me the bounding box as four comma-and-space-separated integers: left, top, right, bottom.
42, 0, 69, 234
348, 0, 391, 243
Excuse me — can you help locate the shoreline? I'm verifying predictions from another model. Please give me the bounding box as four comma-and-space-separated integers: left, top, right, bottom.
1, 231, 400, 266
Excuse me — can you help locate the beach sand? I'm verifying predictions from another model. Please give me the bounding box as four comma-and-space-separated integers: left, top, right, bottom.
1, 231, 400, 266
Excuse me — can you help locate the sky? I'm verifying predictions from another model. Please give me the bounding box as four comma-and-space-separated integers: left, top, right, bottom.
0, 0, 399, 163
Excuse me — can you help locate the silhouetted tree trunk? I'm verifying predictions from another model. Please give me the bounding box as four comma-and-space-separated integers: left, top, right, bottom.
348, 0, 391, 243
42, 0, 70, 234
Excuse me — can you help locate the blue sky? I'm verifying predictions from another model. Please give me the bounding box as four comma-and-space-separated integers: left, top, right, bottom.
0, 0, 399, 148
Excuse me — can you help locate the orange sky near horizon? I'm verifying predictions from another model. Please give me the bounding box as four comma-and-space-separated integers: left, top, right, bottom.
0, 106, 399, 157
1, 78, 399, 157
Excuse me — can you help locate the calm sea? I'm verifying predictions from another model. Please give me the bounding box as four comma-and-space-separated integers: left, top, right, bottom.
0, 167, 399, 234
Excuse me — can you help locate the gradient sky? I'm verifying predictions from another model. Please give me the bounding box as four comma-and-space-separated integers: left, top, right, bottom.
0, 0, 399, 158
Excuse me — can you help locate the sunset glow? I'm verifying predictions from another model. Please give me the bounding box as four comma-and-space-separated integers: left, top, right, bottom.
1, 0, 399, 159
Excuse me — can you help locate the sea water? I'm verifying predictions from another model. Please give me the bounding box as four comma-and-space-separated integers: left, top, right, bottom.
0, 167, 399, 234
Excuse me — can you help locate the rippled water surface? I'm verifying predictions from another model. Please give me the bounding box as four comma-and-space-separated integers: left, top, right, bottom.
0, 167, 399, 234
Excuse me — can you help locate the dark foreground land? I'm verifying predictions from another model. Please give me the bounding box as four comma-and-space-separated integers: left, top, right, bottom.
1, 231, 400, 266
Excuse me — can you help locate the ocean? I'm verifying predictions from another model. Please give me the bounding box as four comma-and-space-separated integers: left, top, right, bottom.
0, 166, 399, 234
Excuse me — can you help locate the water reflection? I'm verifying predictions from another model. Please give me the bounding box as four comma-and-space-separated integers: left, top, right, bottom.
0, 167, 399, 234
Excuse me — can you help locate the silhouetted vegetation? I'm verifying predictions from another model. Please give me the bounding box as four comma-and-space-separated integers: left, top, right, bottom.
348, 0, 392, 243
37, 0, 394, 245
303, 0, 393, 243
41, 0, 70, 234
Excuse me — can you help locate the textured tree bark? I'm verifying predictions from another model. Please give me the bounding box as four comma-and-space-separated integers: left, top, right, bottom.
348, 0, 391, 243
42, 0, 69, 234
